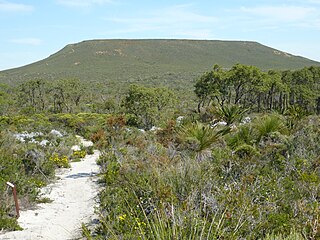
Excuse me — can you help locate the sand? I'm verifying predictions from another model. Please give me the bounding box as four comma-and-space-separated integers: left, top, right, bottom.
0, 137, 100, 240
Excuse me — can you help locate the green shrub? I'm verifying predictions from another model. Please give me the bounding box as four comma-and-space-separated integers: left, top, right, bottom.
89, 114, 320, 239
0, 217, 22, 231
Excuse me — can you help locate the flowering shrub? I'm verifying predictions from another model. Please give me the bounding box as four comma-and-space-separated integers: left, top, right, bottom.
72, 150, 86, 159
49, 153, 70, 168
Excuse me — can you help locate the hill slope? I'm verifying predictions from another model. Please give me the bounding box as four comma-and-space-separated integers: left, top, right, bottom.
1, 39, 319, 87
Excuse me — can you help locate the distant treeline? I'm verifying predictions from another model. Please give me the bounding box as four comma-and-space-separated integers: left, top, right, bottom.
1, 64, 319, 116
0, 79, 116, 115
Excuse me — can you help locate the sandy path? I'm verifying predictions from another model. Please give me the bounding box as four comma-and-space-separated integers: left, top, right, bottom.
0, 137, 100, 240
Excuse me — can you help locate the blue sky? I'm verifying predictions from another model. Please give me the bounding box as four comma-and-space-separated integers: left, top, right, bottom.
1, 0, 320, 70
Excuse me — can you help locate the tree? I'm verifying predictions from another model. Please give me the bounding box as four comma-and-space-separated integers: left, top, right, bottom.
49, 79, 86, 113
123, 84, 176, 130
291, 68, 317, 112
227, 64, 264, 106
18, 79, 48, 113
307, 66, 320, 114
265, 70, 288, 112
194, 64, 228, 112
49, 84, 65, 113
0, 84, 14, 115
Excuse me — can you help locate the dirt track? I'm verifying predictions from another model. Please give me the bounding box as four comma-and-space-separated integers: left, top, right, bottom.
0, 138, 100, 240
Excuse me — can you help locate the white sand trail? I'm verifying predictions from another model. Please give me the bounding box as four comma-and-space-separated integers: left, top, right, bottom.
0, 137, 100, 240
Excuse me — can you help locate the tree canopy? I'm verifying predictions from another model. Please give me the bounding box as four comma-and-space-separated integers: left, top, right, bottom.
195, 64, 320, 115
123, 84, 176, 130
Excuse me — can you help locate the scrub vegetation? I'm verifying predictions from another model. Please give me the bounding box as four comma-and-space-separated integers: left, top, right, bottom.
0, 48, 319, 239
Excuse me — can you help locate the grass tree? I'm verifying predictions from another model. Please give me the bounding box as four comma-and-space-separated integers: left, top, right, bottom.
179, 121, 230, 161
253, 113, 288, 142
211, 104, 248, 125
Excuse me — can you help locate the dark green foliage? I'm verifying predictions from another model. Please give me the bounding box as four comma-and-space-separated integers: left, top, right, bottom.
194, 64, 228, 111
212, 104, 248, 125
195, 64, 320, 115
0, 216, 22, 231
227, 124, 255, 149
179, 121, 230, 160
123, 84, 176, 130
254, 113, 288, 141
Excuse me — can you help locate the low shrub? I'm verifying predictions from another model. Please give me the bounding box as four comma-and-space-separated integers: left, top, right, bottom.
49, 153, 70, 168
88, 114, 320, 239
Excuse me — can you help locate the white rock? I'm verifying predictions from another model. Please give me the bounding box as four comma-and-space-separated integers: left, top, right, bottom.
40, 140, 50, 146
150, 126, 162, 131
14, 134, 25, 142
212, 121, 227, 127
242, 117, 251, 124
50, 129, 63, 137
176, 116, 184, 124
71, 145, 81, 151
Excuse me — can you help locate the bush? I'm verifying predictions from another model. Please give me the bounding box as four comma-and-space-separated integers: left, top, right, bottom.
49, 153, 70, 168
88, 114, 320, 239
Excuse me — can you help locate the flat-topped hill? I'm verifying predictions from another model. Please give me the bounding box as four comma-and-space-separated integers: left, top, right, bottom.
1, 39, 319, 87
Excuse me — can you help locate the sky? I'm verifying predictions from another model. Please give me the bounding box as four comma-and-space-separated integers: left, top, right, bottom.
1, 0, 320, 70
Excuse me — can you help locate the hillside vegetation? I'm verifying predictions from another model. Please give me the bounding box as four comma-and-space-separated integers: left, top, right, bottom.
1, 40, 320, 239
1, 39, 319, 90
